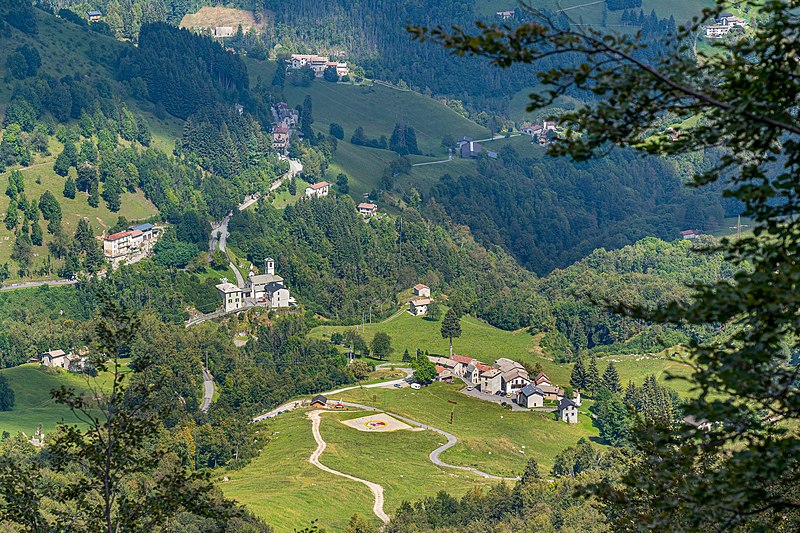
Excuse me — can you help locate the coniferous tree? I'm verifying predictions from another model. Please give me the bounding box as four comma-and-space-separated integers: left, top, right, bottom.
30, 220, 42, 246
440, 308, 462, 358
602, 361, 622, 393
570, 356, 586, 391
63, 176, 77, 199
88, 181, 100, 208
586, 355, 600, 394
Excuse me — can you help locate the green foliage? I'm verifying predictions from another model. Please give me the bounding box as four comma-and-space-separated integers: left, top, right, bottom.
0, 375, 14, 411
440, 308, 461, 357
370, 331, 393, 360
602, 362, 622, 393
154, 231, 199, 269
323, 66, 340, 82
63, 176, 77, 199
329, 122, 345, 140
411, 353, 436, 384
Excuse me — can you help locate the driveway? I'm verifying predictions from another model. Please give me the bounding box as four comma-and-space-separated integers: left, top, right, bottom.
459, 385, 528, 411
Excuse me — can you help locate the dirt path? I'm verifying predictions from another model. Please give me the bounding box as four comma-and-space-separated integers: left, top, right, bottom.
308, 410, 390, 524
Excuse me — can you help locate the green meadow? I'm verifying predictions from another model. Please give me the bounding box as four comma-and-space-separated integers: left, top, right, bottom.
0, 363, 123, 436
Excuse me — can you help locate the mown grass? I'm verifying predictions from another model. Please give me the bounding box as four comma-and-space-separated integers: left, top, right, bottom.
0, 363, 124, 436
221, 410, 380, 532
0, 158, 158, 278
309, 308, 696, 396
339, 382, 601, 476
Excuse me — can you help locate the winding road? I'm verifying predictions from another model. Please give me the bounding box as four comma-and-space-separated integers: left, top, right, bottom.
200, 368, 214, 412
309, 410, 390, 524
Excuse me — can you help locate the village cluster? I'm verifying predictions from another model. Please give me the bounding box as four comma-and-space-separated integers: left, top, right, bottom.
426, 353, 581, 424
704, 12, 749, 38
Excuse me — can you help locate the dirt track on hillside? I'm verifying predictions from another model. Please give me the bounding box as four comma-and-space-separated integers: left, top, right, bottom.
308, 410, 390, 524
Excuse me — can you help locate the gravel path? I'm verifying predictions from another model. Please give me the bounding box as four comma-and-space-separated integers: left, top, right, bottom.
308, 410, 390, 524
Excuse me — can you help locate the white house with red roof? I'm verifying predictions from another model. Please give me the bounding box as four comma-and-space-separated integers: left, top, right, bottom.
305, 181, 331, 198
357, 202, 378, 216
413, 284, 430, 298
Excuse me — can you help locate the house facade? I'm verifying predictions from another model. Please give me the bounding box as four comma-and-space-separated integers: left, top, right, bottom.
479, 368, 503, 394
246, 258, 292, 308
408, 297, 432, 316
103, 223, 160, 263
558, 398, 579, 423
413, 284, 430, 298
460, 141, 483, 159
87, 10, 102, 21
272, 124, 289, 151
215, 282, 245, 313
516, 384, 546, 408
358, 202, 378, 216
305, 182, 331, 198
289, 54, 349, 78
213, 26, 235, 38
41, 349, 84, 371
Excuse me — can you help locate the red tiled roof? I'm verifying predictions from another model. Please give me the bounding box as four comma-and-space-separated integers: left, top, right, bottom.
476, 363, 493, 372
451, 354, 475, 365
273, 125, 289, 134
414, 283, 428, 290
128, 230, 143, 237
358, 202, 377, 210
309, 182, 331, 190
105, 230, 131, 241
435, 365, 445, 373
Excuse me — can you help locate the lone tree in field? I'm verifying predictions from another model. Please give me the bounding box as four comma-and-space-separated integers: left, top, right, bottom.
371, 332, 393, 360
440, 308, 461, 358
570, 356, 585, 391
411, 0, 800, 528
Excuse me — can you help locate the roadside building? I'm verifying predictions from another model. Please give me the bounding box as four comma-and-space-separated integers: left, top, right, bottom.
215, 282, 245, 313
311, 394, 328, 407
516, 384, 546, 408
460, 141, 483, 159
479, 368, 503, 394
272, 124, 289, 151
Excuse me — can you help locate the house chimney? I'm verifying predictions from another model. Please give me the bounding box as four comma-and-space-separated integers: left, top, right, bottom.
265, 257, 275, 275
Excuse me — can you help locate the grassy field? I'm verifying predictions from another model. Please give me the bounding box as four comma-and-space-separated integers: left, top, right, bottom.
222, 410, 378, 531
339, 382, 600, 476
224, 408, 495, 531
310, 308, 696, 394
0, 157, 158, 279
0, 363, 121, 436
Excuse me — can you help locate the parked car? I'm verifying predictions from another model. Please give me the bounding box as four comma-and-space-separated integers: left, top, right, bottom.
393, 383, 402, 388
410, 383, 421, 390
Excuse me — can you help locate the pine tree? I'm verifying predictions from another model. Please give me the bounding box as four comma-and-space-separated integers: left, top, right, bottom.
440, 308, 462, 359
30, 220, 42, 246
570, 356, 586, 391
586, 355, 600, 395
102, 173, 122, 212
602, 361, 622, 393
63, 176, 76, 199
88, 181, 100, 208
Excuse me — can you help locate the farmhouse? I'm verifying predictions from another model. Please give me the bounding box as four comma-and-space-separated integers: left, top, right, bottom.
87, 10, 102, 21
496, 10, 514, 19
272, 124, 289, 151
681, 229, 702, 240
213, 26, 235, 38
704, 24, 731, 38
558, 398, 579, 423
534, 372, 552, 386
41, 349, 84, 372
358, 202, 378, 216
450, 355, 475, 377
408, 297, 432, 316
305, 181, 331, 198
434, 366, 454, 383
413, 284, 431, 298
215, 282, 245, 313
516, 384, 546, 408
289, 54, 349, 78
460, 141, 483, 159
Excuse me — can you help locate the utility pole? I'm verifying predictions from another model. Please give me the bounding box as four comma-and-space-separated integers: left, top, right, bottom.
729, 214, 749, 239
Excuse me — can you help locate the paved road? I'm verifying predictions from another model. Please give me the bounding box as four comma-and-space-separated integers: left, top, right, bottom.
229, 261, 245, 288
200, 368, 214, 412
252, 364, 412, 422
0, 278, 78, 291
209, 213, 231, 254
309, 410, 390, 523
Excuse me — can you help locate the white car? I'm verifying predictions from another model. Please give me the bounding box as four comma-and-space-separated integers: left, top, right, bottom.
410, 383, 421, 390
